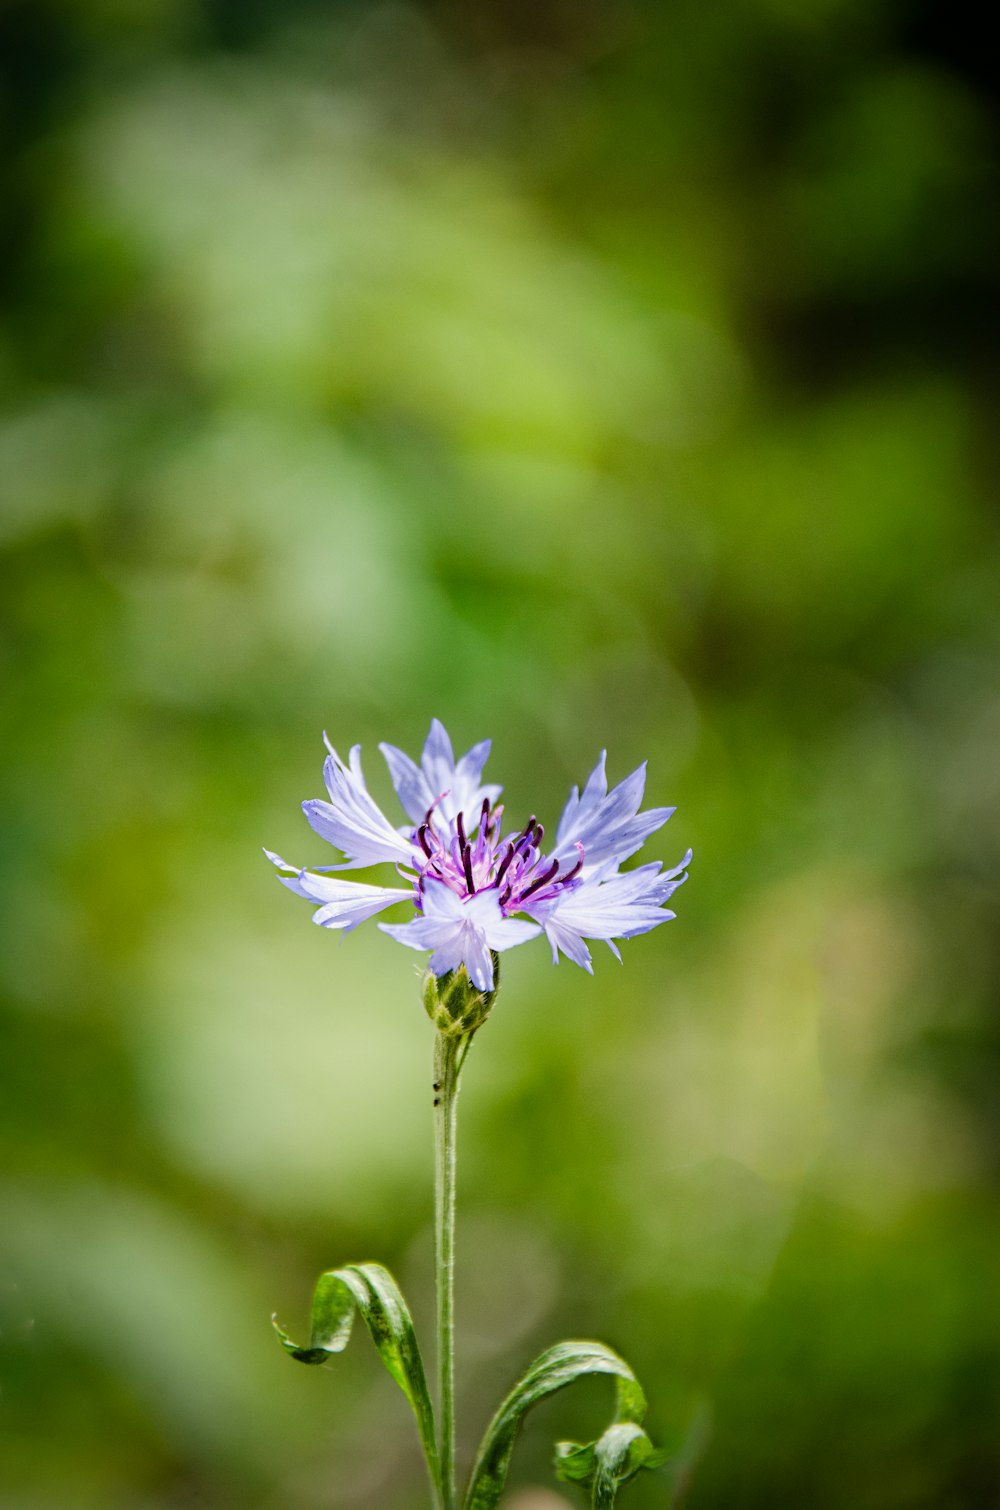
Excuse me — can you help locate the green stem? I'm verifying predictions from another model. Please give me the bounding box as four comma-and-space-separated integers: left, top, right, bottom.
434, 1030, 463, 1510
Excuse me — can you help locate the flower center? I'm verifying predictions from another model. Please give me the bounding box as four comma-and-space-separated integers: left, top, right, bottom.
409, 798, 583, 915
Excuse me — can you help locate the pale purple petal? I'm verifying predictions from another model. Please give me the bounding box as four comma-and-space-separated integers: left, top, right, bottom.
542, 916, 595, 972
380, 914, 448, 951
458, 927, 494, 992
265, 848, 345, 896
379, 741, 431, 825
273, 726, 688, 980
381, 722, 501, 832
308, 879, 414, 932
379, 882, 537, 990
552, 754, 675, 869
423, 937, 466, 977
522, 853, 690, 970
541, 863, 685, 940
421, 718, 456, 800
265, 849, 315, 898
380, 878, 465, 954
304, 746, 415, 867
554, 751, 607, 847
449, 739, 502, 829
464, 888, 541, 951
422, 878, 467, 921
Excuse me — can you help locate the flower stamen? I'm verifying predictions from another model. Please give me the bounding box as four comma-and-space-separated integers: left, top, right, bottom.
519, 857, 561, 901
461, 842, 476, 895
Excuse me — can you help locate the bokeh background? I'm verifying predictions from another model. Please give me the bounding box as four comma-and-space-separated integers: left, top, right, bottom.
2, 1, 998, 1506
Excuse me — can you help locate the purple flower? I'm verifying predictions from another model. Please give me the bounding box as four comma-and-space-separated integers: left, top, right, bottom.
268, 719, 690, 993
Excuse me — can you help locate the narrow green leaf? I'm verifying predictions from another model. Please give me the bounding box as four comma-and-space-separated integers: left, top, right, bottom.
463, 1340, 646, 1510
273, 1262, 438, 1489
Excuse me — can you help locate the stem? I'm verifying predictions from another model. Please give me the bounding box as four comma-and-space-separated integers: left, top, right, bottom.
434, 1030, 463, 1510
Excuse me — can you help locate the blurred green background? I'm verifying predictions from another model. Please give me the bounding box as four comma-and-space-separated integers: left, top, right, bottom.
1, 1, 998, 1506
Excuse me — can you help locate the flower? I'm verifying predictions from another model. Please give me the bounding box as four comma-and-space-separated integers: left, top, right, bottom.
267, 719, 690, 992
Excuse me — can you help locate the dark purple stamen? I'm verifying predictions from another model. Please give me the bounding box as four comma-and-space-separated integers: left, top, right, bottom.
461, 843, 476, 894
494, 841, 516, 888
513, 818, 538, 856
456, 810, 467, 851
417, 824, 435, 858
520, 858, 561, 900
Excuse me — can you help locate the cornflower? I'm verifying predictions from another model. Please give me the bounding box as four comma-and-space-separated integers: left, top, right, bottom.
267, 718, 690, 992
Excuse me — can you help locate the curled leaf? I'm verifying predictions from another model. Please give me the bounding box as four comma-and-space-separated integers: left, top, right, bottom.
273, 1262, 438, 1490
463, 1340, 645, 1510
590, 1422, 654, 1507
558, 1400, 713, 1507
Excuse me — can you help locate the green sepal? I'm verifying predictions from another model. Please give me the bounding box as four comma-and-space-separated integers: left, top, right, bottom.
462, 1340, 646, 1510
423, 952, 500, 1037
273, 1262, 438, 1487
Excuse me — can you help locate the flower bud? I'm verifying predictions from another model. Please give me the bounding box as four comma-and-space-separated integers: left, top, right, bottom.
422, 952, 500, 1037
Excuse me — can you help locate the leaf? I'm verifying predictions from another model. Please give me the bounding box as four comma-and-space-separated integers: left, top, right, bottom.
463, 1340, 646, 1510
558, 1399, 713, 1508
589, 1422, 655, 1507
556, 1422, 654, 1506
273, 1262, 438, 1488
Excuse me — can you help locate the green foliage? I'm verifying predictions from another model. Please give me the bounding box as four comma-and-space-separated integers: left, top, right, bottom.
557, 1402, 712, 1508
276, 1269, 669, 1507
274, 1263, 438, 1494
1, 0, 999, 1506
556, 1422, 660, 1508
463, 1341, 648, 1509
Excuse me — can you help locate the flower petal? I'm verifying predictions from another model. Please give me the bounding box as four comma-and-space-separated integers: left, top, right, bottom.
421, 878, 467, 920
523, 853, 691, 970
309, 879, 415, 932
304, 746, 415, 867
379, 741, 430, 825
457, 925, 494, 992
542, 916, 595, 973
379, 914, 449, 951
380, 722, 501, 832
552, 754, 675, 869
464, 887, 541, 950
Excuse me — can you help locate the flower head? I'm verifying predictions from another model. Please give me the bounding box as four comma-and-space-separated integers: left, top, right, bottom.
268, 719, 690, 993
